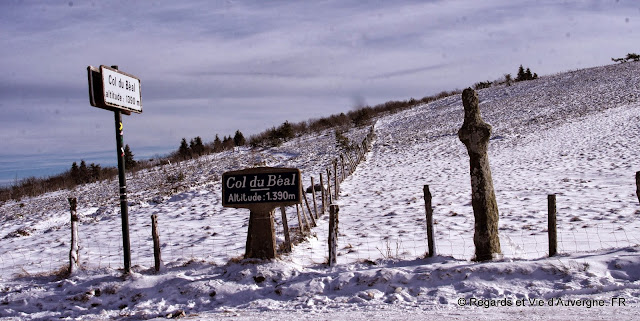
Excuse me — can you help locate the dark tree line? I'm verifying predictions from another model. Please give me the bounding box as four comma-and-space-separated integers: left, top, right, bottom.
515, 65, 538, 82
175, 130, 247, 160
612, 53, 640, 63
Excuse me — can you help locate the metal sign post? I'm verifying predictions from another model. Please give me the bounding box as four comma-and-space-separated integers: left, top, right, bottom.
114, 107, 131, 273
87, 64, 142, 274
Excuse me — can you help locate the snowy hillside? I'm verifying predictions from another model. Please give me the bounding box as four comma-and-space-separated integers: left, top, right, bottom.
1, 62, 639, 320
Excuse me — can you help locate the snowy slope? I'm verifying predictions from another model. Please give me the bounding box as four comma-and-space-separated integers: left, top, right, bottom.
1, 62, 639, 320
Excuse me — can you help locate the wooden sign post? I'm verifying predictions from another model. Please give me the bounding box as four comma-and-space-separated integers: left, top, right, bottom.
87, 65, 142, 274
222, 167, 302, 259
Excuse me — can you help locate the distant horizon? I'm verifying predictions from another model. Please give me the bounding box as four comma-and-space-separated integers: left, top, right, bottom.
0, 145, 176, 187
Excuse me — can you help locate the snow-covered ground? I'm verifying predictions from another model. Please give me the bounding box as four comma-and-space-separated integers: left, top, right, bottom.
1, 62, 639, 320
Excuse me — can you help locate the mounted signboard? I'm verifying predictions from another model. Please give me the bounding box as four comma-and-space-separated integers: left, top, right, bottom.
222, 167, 302, 209
87, 65, 142, 114
100, 65, 142, 114
222, 167, 302, 260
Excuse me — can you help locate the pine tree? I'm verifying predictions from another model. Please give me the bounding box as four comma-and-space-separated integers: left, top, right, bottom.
70, 162, 80, 184
525, 68, 533, 80
233, 130, 246, 147
124, 144, 136, 169
190, 136, 204, 156
179, 138, 191, 159
516, 65, 526, 82
277, 121, 294, 140
222, 135, 234, 150
213, 134, 223, 152
79, 160, 89, 184
89, 163, 102, 181
189, 138, 197, 155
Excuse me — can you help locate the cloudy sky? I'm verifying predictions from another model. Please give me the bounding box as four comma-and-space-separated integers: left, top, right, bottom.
0, 0, 638, 183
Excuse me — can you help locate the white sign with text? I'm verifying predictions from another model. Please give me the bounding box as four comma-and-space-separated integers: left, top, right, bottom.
100, 65, 142, 113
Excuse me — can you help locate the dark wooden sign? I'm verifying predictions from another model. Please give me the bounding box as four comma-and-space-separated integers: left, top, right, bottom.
222, 167, 302, 209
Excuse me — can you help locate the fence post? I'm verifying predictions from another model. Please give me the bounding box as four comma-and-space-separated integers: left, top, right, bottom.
280, 207, 292, 253
296, 204, 309, 233
340, 154, 346, 182
636, 171, 640, 205
346, 152, 356, 175
328, 204, 339, 266
303, 191, 316, 227
548, 194, 557, 257
151, 214, 163, 272
423, 186, 435, 257
319, 173, 326, 214
68, 197, 79, 275
326, 168, 333, 205
333, 159, 339, 200
310, 177, 319, 219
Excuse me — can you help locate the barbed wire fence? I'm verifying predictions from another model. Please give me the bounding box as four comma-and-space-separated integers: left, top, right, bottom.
2, 133, 639, 278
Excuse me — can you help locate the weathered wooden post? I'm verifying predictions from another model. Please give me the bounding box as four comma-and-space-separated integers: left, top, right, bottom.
68, 197, 79, 275
328, 204, 339, 266
636, 171, 640, 204
303, 191, 316, 227
319, 173, 326, 214
326, 168, 333, 205
310, 177, 319, 219
296, 204, 309, 234
280, 207, 292, 253
457, 88, 501, 261
548, 194, 557, 257
340, 155, 346, 182
423, 186, 435, 257
151, 214, 163, 272
346, 152, 356, 175
333, 159, 339, 200
222, 167, 302, 260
